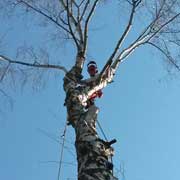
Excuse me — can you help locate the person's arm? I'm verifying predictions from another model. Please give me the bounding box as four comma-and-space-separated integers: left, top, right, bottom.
78, 68, 114, 105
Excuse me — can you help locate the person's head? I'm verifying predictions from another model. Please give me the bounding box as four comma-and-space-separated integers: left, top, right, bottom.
87, 61, 98, 77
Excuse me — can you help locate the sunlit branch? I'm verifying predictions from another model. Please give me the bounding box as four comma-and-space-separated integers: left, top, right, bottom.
0, 55, 67, 73
169, 39, 180, 46
112, 7, 180, 71
108, 1, 137, 63
111, 34, 149, 70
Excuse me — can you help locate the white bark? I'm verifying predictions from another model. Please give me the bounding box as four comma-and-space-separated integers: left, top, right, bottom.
64, 64, 117, 180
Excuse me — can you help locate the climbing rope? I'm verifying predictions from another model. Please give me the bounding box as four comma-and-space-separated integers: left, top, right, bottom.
97, 119, 115, 175
96, 119, 108, 141
57, 121, 68, 180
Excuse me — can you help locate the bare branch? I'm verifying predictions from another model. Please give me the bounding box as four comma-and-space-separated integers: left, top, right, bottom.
125, 0, 133, 5
79, 0, 90, 22
169, 39, 180, 46
108, 1, 138, 63
16, 0, 70, 34
58, 0, 84, 50
0, 55, 67, 73
39, 160, 76, 166
66, 0, 80, 49
79, 0, 87, 7
111, 34, 149, 71
83, 0, 99, 54
147, 41, 180, 71
111, 3, 180, 72
0, 63, 10, 82
147, 12, 180, 42
58, 0, 78, 26
0, 89, 14, 110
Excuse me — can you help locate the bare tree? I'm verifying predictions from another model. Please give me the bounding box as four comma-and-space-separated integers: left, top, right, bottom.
1, 0, 180, 180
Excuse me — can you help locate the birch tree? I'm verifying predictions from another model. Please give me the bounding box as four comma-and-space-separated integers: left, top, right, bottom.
1, 0, 180, 180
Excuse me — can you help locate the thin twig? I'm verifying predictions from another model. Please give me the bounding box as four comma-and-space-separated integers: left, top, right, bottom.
147, 41, 180, 71
147, 12, 180, 42
0, 63, 10, 82
37, 128, 75, 157
17, 0, 70, 34
39, 160, 76, 166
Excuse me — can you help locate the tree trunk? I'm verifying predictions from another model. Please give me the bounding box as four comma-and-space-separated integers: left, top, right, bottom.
63, 64, 118, 180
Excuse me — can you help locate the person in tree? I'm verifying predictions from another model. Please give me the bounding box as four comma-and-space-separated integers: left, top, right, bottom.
63, 53, 117, 180
64, 55, 114, 126
83, 61, 103, 108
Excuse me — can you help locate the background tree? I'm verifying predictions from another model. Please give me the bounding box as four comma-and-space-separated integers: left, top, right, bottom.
1, 0, 180, 180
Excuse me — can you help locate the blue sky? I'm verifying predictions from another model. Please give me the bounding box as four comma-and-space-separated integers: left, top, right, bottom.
0, 1, 180, 180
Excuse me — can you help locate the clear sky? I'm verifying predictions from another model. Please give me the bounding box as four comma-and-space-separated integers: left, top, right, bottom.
0, 1, 180, 180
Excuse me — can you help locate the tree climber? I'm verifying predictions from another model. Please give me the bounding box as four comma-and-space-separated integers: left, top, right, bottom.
74, 61, 116, 179
63, 54, 117, 180
77, 60, 115, 107
84, 61, 103, 108
64, 56, 114, 126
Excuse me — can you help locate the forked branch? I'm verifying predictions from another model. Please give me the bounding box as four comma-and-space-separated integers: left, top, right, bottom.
108, 0, 140, 62
66, 0, 80, 49
111, 6, 180, 71
58, 0, 84, 51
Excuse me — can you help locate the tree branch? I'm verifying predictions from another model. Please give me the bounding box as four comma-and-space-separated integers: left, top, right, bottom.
111, 34, 149, 70
147, 12, 180, 42
79, 0, 90, 22
58, 0, 84, 50
0, 63, 10, 82
111, 8, 180, 72
58, 0, 79, 28
0, 55, 67, 73
108, 1, 137, 63
0, 89, 13, 109
83, 0, 99, 55
66, 0, 80, 50
16, 0, 71, 34
147, 41, 180, 71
